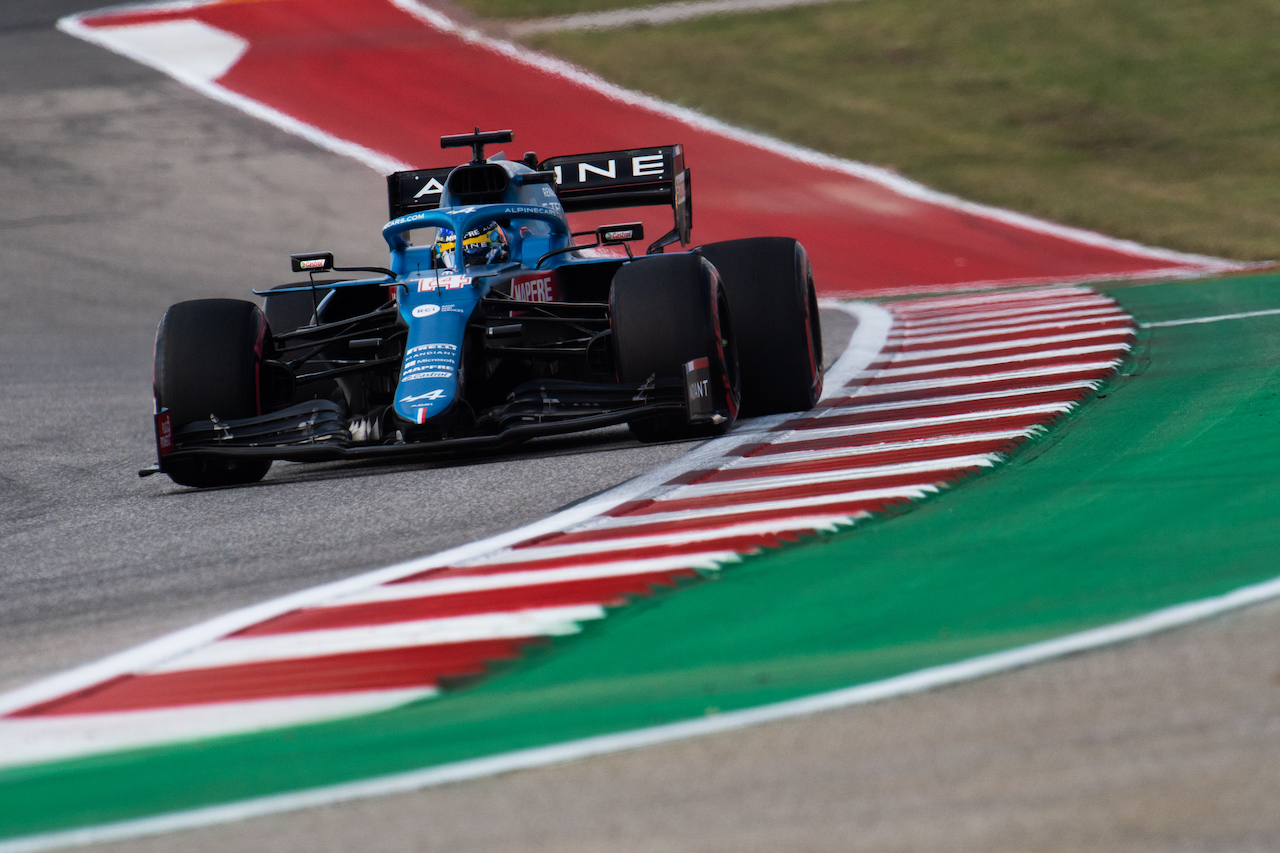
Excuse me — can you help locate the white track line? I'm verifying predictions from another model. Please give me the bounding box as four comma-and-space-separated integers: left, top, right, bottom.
12, 572, 1280, 853
1140, 308, 1280, 327
506, 0, 860, 35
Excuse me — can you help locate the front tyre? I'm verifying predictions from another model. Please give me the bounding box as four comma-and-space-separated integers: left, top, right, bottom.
153, 299, 272, 487
697, 237, 823, 416
611, 253, 740, 442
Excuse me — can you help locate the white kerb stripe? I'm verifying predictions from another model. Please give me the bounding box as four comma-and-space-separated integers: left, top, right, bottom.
895, 304, 1125, 335
889, 286, 1097, 313
815, 380, 1097, 416
896, 297, 1115, 327
668, 454, 1000, 500
851, 361, 1121, 396
146, 606, 607, 674
608, 485, 939, 525
899, 314, 1131, 345
0, 689, 434, 771
874, 343, 1131, 377
891, 328, 1134, 362
727, 428, 1038, 469
773, 402, 1075, 440
331, 556, 734, 606
458, 517, 858, 567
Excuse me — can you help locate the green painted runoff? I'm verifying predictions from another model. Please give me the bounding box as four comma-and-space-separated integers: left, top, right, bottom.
3, 273, 1279, 839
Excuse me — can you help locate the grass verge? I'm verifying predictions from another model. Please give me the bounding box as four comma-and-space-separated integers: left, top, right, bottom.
484, 0, 1280, 260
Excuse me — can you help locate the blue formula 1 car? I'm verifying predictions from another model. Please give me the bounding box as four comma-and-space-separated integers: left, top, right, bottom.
144, 129, 823, 487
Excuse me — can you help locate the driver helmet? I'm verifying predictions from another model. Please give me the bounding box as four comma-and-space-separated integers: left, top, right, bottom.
435, 221, 508, 267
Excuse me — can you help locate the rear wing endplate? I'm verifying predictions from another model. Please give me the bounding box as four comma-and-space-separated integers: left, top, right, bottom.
386, 166, 454, 221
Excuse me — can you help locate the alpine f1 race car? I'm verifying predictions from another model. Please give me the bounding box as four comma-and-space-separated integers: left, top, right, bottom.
144, 129, 823, 488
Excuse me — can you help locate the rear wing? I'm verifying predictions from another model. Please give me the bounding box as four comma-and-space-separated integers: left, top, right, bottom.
385, 144, 692, 250
539, 145, 691, 249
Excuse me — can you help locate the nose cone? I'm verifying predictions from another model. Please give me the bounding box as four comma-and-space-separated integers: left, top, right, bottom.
394, 276, 478, 426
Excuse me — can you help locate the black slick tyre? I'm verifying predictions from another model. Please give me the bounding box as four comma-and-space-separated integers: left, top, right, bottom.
153, 299, 272, 487
697, 237, 823, 416
610, 253, 740, 442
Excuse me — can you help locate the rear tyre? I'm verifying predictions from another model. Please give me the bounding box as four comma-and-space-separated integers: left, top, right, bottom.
611, 253, 740, 442
697, 237, 823, 416
153, 299, 272, 487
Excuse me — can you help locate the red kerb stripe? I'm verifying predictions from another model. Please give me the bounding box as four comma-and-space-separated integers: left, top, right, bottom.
235, 571, 693, 636
10, 640, 529, 715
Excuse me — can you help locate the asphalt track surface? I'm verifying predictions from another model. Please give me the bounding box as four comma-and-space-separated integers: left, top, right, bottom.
0, 8, 851, 698
3, 7, 1277, 852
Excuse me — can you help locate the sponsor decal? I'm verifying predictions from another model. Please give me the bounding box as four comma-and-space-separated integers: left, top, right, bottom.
392, 210, 431, 226
510, 272, 556, 303
418, 274, 471, 292
684, 356, 713, 418
154, 410, 173, 456
632, 153, 665, 176
442, 304, 466, 313
579, 160, 615, 182
411, 304, 441, 318
412, 177, 444, 199
402, 370, 454, 381
553, 149, 668, 185
400, 389, 447, 403
405, 343, 459, 356
602, 229, 635, 242
298, 258, 327, 271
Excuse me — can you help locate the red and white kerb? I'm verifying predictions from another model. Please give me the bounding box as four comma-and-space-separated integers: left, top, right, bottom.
0, 286, 1136, 767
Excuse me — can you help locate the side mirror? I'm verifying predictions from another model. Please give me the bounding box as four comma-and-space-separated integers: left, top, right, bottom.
290, 252, 334, 273
597, 223, 644, 245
